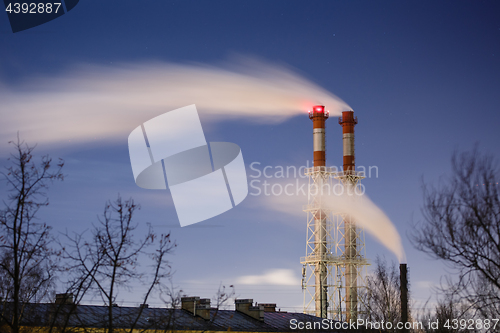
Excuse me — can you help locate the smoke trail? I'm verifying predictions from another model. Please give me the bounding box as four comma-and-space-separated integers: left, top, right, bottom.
323, 190, 406, 263
262, 180, 406, 262
0, 58, 350, 151
0, 56, 406, 260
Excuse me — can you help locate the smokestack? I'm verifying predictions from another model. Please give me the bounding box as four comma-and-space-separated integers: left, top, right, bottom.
338, 111, 357, 173
400, 264, 409, 333
339, 110, 359, 321
308, 105, 329, 318
309, 105, 329, 167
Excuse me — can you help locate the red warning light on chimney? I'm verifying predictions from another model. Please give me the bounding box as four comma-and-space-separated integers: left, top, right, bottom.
309, 105, 329, 167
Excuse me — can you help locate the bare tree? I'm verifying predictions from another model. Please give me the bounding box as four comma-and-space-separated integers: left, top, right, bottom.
62, 196, 175, 333
415, 294, 480, 333
364, 256, 402, 332
0, 137, 64, 333
210, 284, 235, 313
411, 148, 500, 320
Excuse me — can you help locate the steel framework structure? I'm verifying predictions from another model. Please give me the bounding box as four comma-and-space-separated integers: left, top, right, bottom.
301, 169, 370, 320
301, 165, 336, 318
332, 170, 369, 322
301, 107, 369, 320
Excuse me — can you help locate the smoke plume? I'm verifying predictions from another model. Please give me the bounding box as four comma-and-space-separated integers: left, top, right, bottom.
323, 190, 406, 263
0, 58, 350, 151
263, 181, 406, 263
0, 57, 405, 261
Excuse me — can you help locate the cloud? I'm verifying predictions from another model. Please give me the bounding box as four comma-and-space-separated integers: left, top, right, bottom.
0, 57, 350, 153
414, 280, 436, 290
237, 269, 300, 286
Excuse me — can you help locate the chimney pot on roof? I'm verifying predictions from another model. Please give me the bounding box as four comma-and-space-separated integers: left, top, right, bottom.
196, 299, 211, 320
181, 296, 199, 315
55, 293, 74, 305
235, 299, 264, 321
181, 296, 211, 320
258, 303, 277, 312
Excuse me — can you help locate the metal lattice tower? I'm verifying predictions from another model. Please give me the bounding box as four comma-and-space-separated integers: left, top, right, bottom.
334, 111, 369, 322
332, 170, 369, 322
301, 169, 369, 320
301, 165, 336, 318
301, 109, 369, 320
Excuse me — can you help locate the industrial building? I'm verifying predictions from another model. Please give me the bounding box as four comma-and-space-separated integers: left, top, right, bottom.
0, 295, 383, 332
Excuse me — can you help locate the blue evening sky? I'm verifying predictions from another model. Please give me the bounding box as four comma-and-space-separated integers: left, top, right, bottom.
1, 1, 499, 312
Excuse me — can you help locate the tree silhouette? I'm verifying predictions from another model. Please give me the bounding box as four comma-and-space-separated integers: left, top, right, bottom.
412, 147, 500, 320
0, 137, 64, 333
364, 256, 403, 332
62, 196, 175, 333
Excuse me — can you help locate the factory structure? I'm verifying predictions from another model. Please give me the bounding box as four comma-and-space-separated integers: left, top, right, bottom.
301, 105, 369, 320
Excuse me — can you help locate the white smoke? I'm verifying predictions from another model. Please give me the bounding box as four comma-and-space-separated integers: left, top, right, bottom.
0, 57, 350, 152
0, 56, 405, 261
323, 190, 406, 263
262, 181, 406, 263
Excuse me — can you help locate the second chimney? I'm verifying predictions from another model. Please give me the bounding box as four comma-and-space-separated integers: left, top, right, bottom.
235, 299, 264, 321
55, 293, 74, 305
181, 296, 211, 320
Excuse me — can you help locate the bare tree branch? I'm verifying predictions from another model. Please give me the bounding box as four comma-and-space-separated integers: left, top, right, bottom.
0, 136, 64, 333
61, 195, 175, 333
411, 147, 500, 320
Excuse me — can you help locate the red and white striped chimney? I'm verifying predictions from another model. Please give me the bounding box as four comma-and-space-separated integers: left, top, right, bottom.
309, 105, 329, 167
339, 111, 357, 172
308, 105, 330, 318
